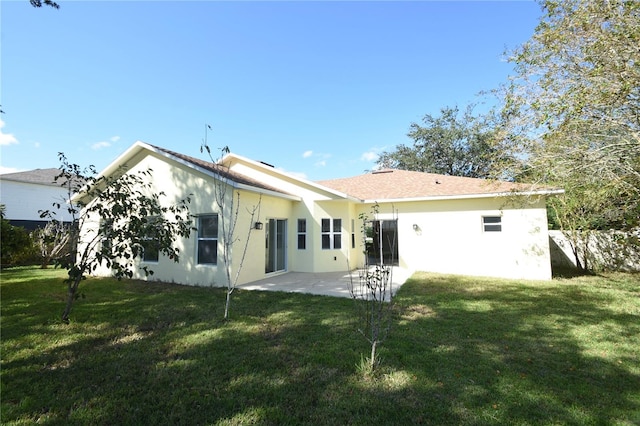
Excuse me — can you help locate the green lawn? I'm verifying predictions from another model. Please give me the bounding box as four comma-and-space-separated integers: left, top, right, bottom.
1, 267, 639, 425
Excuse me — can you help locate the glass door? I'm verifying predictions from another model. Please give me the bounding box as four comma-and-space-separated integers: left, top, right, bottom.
365, 219, 399, 266
265, 219, 287, 273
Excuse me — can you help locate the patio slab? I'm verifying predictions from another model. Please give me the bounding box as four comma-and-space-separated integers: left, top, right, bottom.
237, 267, 413, 299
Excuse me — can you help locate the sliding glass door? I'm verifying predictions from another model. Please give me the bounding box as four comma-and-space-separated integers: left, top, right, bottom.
265, 219, 287, 273
364, 219, 399, 266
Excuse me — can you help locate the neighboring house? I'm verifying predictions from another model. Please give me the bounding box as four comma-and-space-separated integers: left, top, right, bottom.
85, 141, 562, 285
0, 168, 74, 230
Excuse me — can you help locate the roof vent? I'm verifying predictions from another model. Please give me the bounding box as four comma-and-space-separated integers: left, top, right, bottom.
435, 179, 441, 184
372, 169, 393, 174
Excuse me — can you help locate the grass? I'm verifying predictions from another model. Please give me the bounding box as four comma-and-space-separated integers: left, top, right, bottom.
1, 267, 639, 425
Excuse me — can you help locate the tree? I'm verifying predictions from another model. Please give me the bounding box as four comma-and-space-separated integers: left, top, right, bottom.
348, 203, 396, 375
30, 0, 60, 9
201, 125, 262, 320
377, 105, 509, 178
33, 221, 71, 269
41, 154, 193, 323
497, 0, 640, 271
0, 206, 36, 267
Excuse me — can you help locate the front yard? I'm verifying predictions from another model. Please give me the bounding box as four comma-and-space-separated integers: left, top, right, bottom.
1, 267, 639, 425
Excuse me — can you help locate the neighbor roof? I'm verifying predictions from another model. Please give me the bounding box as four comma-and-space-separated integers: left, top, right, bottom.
0, 168, 62, 186
317, 169, 539, 201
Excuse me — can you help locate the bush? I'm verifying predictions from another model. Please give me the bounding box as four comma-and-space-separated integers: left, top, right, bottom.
0, 219, 39, 267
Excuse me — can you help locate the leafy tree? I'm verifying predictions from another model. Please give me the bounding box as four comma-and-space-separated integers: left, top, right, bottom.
41, 154, 193, 323
201, 125, 262, 320
30, 0, 59, 9
497, 0, 640, 271
33, 221, 71, 269
0, 206, 36, 267
377, 105, 509, 178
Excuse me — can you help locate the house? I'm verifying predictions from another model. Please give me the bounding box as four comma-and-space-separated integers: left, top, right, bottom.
0, 168, 75, 230
85, 141, 562, 285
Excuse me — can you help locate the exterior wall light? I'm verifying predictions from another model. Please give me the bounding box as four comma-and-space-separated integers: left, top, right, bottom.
254, 221, 263, 230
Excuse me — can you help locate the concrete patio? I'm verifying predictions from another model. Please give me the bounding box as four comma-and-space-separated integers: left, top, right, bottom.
237, 267, 413, 299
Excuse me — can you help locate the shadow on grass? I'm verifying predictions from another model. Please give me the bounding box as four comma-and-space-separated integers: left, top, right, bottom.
2, 269, 639, 425
390, 273, 640, 425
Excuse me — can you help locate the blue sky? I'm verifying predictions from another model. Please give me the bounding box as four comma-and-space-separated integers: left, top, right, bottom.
1, 1, 540, 181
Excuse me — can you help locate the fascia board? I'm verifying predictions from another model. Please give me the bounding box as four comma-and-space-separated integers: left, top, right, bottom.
360, 188, 565, 204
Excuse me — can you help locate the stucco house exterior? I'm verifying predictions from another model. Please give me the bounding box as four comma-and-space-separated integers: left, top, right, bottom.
84, 141, 562, 285
0, 168, 75, 230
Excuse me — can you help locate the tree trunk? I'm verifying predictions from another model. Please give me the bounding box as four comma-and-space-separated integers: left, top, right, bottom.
224, 290, 231, 320
61, 278, 80, 323
370, 340, 378, 371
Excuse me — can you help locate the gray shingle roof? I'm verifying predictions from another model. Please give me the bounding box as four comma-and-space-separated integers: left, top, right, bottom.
153, 146, 296, 197
0, 168, 62, 186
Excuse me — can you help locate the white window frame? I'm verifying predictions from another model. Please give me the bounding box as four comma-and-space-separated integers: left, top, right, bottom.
141, 216, 160, 263
297, 218, 306, 250
482, 216, 502, 233
321, 218, 342, 250
197, 214, 218, 265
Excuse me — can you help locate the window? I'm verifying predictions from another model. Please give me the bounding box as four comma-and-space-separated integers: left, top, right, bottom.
483, 216, 502, 232
197, 214, 218, 264
141, 240, 159, 262
297, 219, 306, 250
321, 218, 342, 249
351, 219, 356, 249
141, 216, 159, 262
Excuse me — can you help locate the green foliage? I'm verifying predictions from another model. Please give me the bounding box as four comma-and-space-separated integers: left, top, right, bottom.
32, 221, 72, 269
0, 219, 35, 266
41, 153, 193, 322
29, 0, 59, 9
2, 267, 639, 424
495, 0, 640, 271
377, 105, 511, 178
0, 206, 38, 267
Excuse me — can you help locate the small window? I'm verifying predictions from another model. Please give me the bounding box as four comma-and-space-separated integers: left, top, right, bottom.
297, 219, 306, 250
142, 240, 159, 262
141, 216, 159, 262
198, 214, 218, 264
483, 216, 502, 232
351, 219, 356, 249
321, 218, 342, 249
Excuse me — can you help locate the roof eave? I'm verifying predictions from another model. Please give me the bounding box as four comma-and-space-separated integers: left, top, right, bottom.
234, 182, 302, 201
223, 152, 354, 200
360, 188, 564, 204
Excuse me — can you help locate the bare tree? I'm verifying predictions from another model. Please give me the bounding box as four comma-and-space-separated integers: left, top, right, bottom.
348, 203, 397, 374
33, 221, 71, 269
201, 125, 262, 320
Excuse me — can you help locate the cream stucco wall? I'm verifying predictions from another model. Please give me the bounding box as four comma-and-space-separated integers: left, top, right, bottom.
354, 197, 552, 280
84, 151, 296, 287
83, 145, 553, 286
